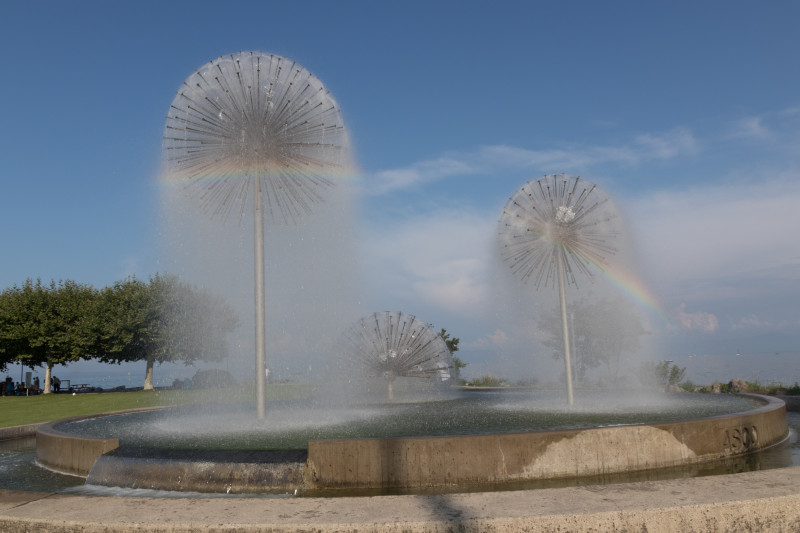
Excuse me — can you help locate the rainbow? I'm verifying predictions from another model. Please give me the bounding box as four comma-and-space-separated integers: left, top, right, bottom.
598, 264, 670, 323
159, 165, 360, 187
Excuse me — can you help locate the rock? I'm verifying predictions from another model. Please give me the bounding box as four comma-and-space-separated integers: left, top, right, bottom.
711, 382, 722, 394
729, 379, 749, 393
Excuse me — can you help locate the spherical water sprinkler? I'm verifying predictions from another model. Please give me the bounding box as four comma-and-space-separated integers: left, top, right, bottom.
499, 174, 619, 404
339, 311, 454, 400
163, 52, 350, 419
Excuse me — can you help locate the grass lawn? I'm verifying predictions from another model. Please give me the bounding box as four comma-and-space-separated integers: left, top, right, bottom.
0, 383, 313, 428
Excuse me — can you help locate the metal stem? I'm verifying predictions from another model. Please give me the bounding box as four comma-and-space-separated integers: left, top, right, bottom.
556, 250, 574, 405
254, 180, 266, 420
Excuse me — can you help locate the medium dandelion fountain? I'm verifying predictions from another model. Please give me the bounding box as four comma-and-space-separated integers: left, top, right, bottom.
499, 174, 619, 404
163, 52, 350, 419
339, 311, 454, 400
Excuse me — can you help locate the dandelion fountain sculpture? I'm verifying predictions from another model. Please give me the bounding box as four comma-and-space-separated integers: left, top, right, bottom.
163, 51, 350, 419
29, 69, 791, 501
499, 174, 619, 404
338, 311, 454, 400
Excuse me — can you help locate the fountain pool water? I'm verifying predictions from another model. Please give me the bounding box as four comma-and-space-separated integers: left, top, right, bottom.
53, 390, 760, 449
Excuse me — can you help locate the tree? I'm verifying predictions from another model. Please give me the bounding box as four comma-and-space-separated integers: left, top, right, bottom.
95, 276, 154, 368
636, 360, 686, 392
0, 284, 27, 373
0, 285, 24, 372
0, 279, 99, 393
439, 328, 466, 383
98, 273, 240, 390
539, 297, 649, 383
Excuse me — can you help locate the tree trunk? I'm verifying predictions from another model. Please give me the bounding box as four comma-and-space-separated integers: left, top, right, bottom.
43, 363, 52, 394
143, 358, 154, 390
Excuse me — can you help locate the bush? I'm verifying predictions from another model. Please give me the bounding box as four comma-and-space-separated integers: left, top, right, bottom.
191, 369, 238, 389
468, 375, 504, 387
635, 360, 686, 391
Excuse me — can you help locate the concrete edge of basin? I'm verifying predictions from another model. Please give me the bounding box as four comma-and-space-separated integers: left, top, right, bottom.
306, 393, 789, 490
35, 406, 172, 476
26, 394, 794, 492
0, 423, 44, 442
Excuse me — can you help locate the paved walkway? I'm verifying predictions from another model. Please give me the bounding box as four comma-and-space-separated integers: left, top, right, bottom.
1, 465, 799, 532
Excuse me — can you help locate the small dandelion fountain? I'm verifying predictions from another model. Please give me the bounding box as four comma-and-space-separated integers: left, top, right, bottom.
339, 311, 454, 400
499, 174, 619, 404
163, 52, 350, 418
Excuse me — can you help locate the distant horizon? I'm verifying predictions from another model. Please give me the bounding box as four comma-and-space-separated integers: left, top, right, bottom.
7, 348, 800, 392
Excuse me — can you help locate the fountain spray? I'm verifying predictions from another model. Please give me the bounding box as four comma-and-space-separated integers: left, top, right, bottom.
499, 174, 618, 404
163, 52, 350, 419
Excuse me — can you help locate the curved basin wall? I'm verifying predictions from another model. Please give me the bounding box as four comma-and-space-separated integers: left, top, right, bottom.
36, 394, 788, 493
306, 394, 788, 490
37, 417, 119, 476
36, 407, 168, 476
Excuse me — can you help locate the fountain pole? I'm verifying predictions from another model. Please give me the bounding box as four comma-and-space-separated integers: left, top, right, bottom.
556, 250, 575, 405
254, 180, 267, 420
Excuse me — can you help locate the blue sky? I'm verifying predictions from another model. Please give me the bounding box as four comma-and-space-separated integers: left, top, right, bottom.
2, 1, 800, 387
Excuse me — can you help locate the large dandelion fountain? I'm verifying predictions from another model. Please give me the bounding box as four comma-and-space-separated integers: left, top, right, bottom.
163, 52, 350, 419
499, 174, 619, 404
339, 311, 454, 400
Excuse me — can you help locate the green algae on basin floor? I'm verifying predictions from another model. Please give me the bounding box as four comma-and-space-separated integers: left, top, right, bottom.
53, 390, 763, 451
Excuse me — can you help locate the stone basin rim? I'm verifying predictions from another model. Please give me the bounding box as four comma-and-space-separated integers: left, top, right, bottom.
32, 393, 789, 494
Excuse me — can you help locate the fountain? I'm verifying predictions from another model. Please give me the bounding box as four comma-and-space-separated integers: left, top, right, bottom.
499, 174, 619, 405
162, 51, 351, 420
14, 52, 791, 513
337, 311, 455, 400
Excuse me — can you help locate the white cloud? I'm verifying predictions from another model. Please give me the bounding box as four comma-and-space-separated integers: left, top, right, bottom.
367, 128, 699, 195
627, 175, 800, 288
675, 304, 719, 333
370, 156, 477, 195
732, 314, 770, 330
778, 106, 800, 118
728, 116, 771, 140
362, 209, 495, 320
466, 328, 508, 350
632, 128, 698, 159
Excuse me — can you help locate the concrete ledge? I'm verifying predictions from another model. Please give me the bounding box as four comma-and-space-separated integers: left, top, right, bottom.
87, 449, 308, 493
35, 407, 172, 476
778, 395, 800, 412
0, 423, 43, 442
307, 394, 788, 490
36, 417, 119, 476
36, 394, 788, 493
0, 466, 799, 532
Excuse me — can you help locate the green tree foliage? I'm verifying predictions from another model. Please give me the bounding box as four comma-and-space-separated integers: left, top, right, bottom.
468, 374, 504, 387
539, 297, 649, 382
636, 360, 687, 392
98, 273, 240, 390
439, 328, 466, 383
439, 328, 460, 354
0, 274, 240, 391
0, 279, 99, 393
